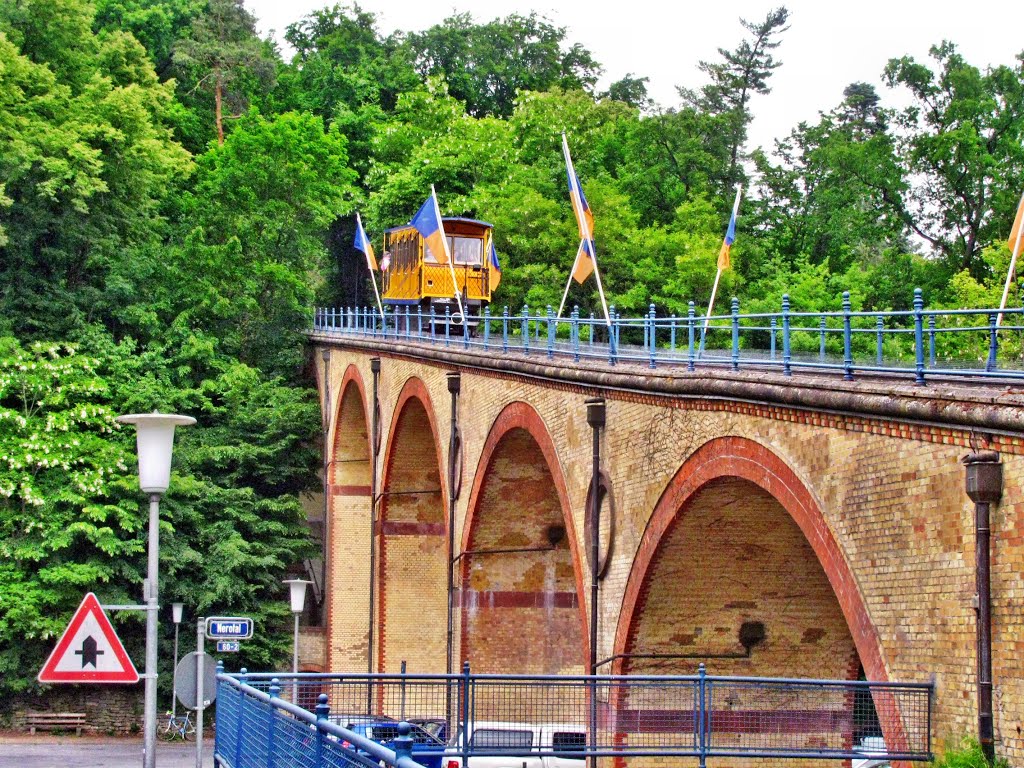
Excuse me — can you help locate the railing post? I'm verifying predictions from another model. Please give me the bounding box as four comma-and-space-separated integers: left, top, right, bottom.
445, 307, 451, 347
547, 305, 555, 359
463, 306, 470, 349
842, 291, 853, 381
698, 663, 707, 768
606, 307, 614, 366
483, 306, 490, 348
819, 314, 827, 361
234, 668, 247, 768
770, 317, 777, 361
429, 305, 436, 342
393, 722, 414, 763
731, 297, 740, 371
913, 288, 926, 385
522, 305, 529, 353
315, 694, 330, 766
928, 315, 936, 366
572, 306, 581, 362
589, 313, 595, 347
461, 661, 472, 766
502, 307, 509, 353
987, 312, 998, 372
782, 294, 792, 377
876, 316, 884, 365
688, 302, 696, 372
405, 305, 411, 340
418, 305, 423, 337
649, 303, 657, 369
670, 314, 677, 354
267, 678, 281, 768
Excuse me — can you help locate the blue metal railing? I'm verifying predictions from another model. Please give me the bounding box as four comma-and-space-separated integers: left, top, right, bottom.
227, 664, 932, 765
312, 289, 1024, 384
215, 670, 428, 768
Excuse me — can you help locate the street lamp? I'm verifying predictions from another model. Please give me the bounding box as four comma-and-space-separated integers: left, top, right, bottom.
283, 578, 311, 701
117, 412, 195, 768
171, 603, 184, 721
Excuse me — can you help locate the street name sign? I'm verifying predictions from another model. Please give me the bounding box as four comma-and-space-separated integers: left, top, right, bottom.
205, 616, 253, 640
38, 593, 140, 684
216, 641, 240, 653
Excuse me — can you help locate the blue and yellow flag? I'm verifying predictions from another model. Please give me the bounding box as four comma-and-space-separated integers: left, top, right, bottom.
488, 241, 502, 292
717, 187, 742, 272
562, 134, 595, 284
353, 212, 377, 271
412, 190, 450, 264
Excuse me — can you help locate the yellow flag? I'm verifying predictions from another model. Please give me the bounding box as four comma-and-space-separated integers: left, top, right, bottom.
1009, 191, 1024, 256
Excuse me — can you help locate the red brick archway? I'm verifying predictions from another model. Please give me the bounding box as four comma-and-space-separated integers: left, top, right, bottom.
613, 435, 887, 683
460, 401, 588, 674
377, 376, 449, 673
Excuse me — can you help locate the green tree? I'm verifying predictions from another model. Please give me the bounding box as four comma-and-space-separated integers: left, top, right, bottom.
680, 6, 790, 190
406, 12, 601, 118
0, 337, 140, 692
0, 2, 192, 341
884, 42, 1024, 276
94, 0, 204, 77
172, 0, 276, 145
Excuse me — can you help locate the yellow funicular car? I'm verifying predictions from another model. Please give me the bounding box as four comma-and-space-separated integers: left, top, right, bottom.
382, 217, 495, 331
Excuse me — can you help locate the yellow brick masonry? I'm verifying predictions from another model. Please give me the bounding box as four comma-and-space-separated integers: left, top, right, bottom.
317, 345, 1024, 764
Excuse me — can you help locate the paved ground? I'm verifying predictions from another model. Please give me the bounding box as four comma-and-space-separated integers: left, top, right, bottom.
0, 735, 216, 767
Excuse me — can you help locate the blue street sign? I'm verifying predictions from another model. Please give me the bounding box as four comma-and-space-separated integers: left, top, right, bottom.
205, 616, 254, 640
217, 641, 241, 653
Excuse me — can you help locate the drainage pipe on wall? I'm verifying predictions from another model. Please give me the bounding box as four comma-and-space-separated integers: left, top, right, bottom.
585, 398, 606, 768
963, 449, 1002, 765
368, 357, 381, 680
446, 372, 461, 677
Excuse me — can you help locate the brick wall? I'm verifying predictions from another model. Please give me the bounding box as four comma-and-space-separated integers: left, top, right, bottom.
318, 343, 1024, 763
461, 427, 583, 675
378, 385, 447, 674
326, 371, 373, 672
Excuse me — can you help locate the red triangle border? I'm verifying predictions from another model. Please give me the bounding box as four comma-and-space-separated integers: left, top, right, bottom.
38, 592, 140, 684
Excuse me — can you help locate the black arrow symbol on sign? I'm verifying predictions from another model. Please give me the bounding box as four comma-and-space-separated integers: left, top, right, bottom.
75, 635, 104, 668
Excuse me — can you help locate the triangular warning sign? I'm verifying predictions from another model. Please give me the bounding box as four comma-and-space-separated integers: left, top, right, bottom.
38, 592, 140, 684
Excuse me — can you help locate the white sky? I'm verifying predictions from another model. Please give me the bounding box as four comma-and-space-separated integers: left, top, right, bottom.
247, 0, 1023, 152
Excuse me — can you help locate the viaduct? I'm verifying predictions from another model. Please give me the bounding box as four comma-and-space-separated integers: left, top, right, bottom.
307, 329, 1024, 763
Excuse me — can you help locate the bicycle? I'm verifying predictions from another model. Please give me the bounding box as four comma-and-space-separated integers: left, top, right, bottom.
161, 710, 196, 741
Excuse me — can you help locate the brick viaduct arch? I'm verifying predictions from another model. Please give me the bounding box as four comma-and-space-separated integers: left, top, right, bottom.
613, 435, 886, 684
324, 365, 372, 672
377, 376, 449, 673
459, 401, 589, 674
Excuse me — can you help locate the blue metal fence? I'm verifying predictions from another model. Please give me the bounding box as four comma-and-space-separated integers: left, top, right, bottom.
223, 665, 932, 765
215, 670, 428, 768
312, 290, 1024, 383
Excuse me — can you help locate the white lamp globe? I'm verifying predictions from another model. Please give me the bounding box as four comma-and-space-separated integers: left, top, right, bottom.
117, 412, 196, 494
284, 579, 312, 614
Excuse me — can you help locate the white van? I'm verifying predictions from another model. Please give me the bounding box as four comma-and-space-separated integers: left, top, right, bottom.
443, 721, 586, 768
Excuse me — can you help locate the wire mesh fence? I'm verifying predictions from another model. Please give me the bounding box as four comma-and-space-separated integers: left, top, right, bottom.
223, 666, 932, 765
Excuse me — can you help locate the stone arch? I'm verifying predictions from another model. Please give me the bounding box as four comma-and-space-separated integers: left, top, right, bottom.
614, 435, 885, 680
377, 376, 448, 673
459, 401, 588, 675
325, 365, 373, 672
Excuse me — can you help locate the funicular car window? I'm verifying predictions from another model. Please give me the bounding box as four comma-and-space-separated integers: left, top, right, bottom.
452, 237, 482, 265
470, 729, 533, 751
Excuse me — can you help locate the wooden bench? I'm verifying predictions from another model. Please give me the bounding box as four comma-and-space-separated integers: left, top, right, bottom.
26, 712, 87, 735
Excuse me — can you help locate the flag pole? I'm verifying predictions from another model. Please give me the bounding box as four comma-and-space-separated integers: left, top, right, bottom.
358, 212, 386, 319
997, 190, 1024, 327
432, 185, 467, 326
699, 267, 723, 354
700, 185, 742, 354
558, 133, 611, 326
557, 243, 583, 319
